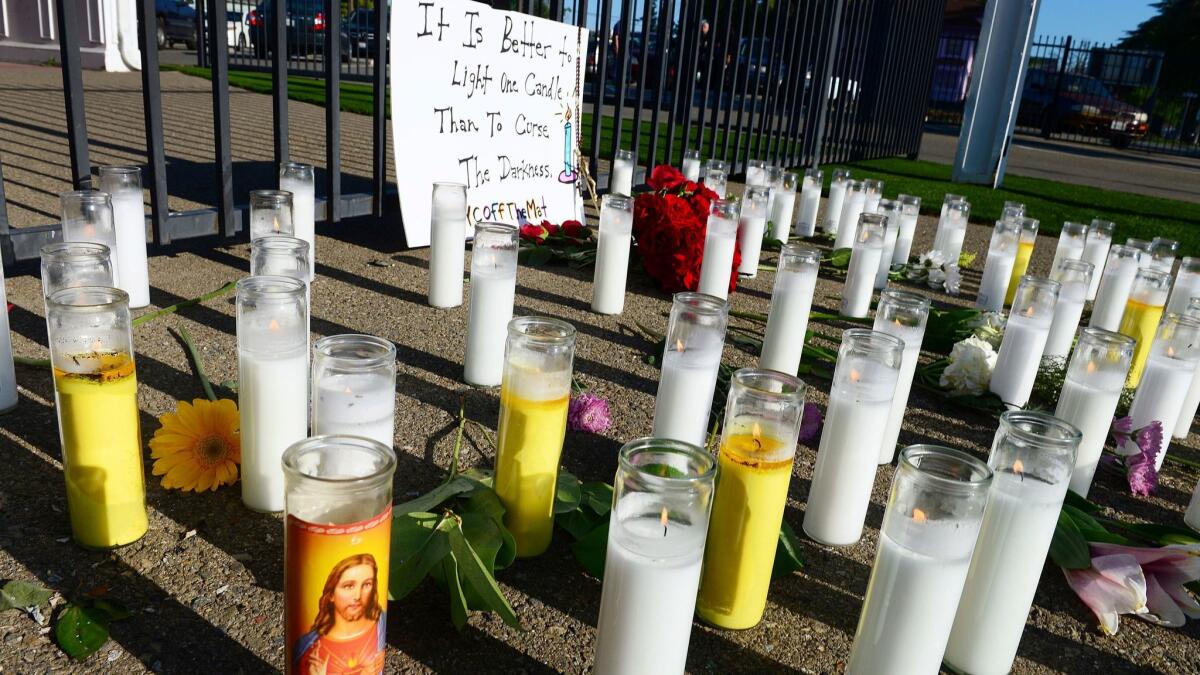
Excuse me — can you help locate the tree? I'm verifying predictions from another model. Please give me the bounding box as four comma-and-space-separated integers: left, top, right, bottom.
1119, 0, 1200, 97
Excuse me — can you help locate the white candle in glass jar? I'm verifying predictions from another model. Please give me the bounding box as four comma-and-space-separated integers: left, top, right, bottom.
313, 373, 394, 446
279, 165, 316, 279
840, 214, 886, 318
704, 167, 728, 199
874, 201, 900, 289
1043, 265, 1091, 359
759, 248, 819, 377
833, 182, 867, 250
1090, 246, 1141, 331
862, 179, 883, 214
976, 224, 1019, 312
1049, 221, 1089, 274
464, 226, 518, 387
872, 320, 925, 465
697, 203, 740, 300
892, 195, 921, 265
107, 188, 150, 309
653, 340, 723, 447
796, 172, 821, 238
767, 181, 797, 243
1081, 221, 1114, 301
681, 152, 702, 182
1058, 370, 1125, 496
428, 182, 468, 308
736, 187, 770, 277
824, 176, 849, 236
1129, 352, 1196, 469
1167, 258, 1200, 315
935, 202, 970, 266
1174, 301, 1200, 438
592, 195, 635, 315
611, 150, 635, 196
989, 308, 1054, 408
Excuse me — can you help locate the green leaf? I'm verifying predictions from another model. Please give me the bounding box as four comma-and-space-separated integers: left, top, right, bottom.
1061, 506, 1129, 545
446, 520, 521, 630
460, 467, 495, 487
440, 555, 469, 631
1063, 489, 1100, 513
638, 463, 689, 479
581, 482, 614, 516
570, 522, 610, 579
1050, 510, 1093, 570
457, 513, 511, 608
518, 246, 555, 267
556, 509, 607, 540
554, 471, 582, 514
1104, 521, 1200, 546
829, 248, 852, 269
394, 476, 482, 516
772, 521, 805, 580
458, 486, 507, 526
389, 512, 450, 601
0, 580, 53, 612
55, 605, 111, 661
87, 599, 130, 622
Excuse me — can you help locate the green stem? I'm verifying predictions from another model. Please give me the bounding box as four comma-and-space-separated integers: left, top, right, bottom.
730, 309, 768, 323
132, 280, 236, 327
447, 398, 465, 482
465, 419, 497, 451
14, 356, 50, 368
171, 326, 217, 402
1164, 453, 1200, 471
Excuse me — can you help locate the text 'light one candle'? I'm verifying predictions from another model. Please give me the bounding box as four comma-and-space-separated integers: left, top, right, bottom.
428, 181, 469, 309
311, 334, 397, 448
237, 276, 309, 513
1004, 217, 1040, 305
1049, 220, 1089, 276
767, 170, 798, 243
494, 317, 576, 557
279, 162, 316, 279
591, 193, 635, 315
97, 166, 150, 308
697, 369, 806, 630
1149, 237, 1179, 273
652, 293, 728, 447
39, 242, 113, 300
1082, 219, 1114, 300
759, 244, 820, 377
1119, 267, 1172, 386
703, 159, 729, 199
736, 186, 770, 278
823, 169, 851, 236
804, 329, 903, 545
873, 199, 900, 289
1057, 327, 1135, 497
795, 168, 822, 237
47, 287, 146, 548
846, 446, 992, 675
681, 149, 702, 182
1167, 256, 1200, 315
463, 223, 518, 386
840, 213, 887, 318
991, 276, 1060, 408
862, 178, 884, 214
1128, 312, 1200, 468
696, 199, 740, 300
1089, 244, 1142, 331
1043, 259, 1094, 359
61, 191, 120, 286
891, 194, 921, 265
873, 290, 930, 464
934, 200, 971, 266
833, 180, 867, 250
592, 438, 716, 675
611, 148, 635, 196
976, 218, 1021, 312
945, 412, 1081, 675
1172, 298, 1200, 440
249, 189, 294, 240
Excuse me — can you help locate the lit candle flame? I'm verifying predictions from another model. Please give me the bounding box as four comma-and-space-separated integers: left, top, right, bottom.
849, 368, 861, 383
660, 506, 669, 537
343, 386, 353, 395
1086, 360, 1097, 375
273, 216, 281, 233
1023, 306, 1035, 318
268, 318, 280, 331
1168, 346, 1177, 358
675, 339, 685, 353
1013, 459, 1025, 475
752, 422, 762, 440
913, 508, 927, 523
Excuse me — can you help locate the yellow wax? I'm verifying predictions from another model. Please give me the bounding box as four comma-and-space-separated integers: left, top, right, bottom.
1004, 240, 1036, 305
1119, 298, 1164, 386
54, 353, 147, 549
494, 390, 569, 557
696, 433, 793, 630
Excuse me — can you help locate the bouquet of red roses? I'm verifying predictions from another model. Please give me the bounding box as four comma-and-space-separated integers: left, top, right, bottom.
517, 219, 597, 268
633, 165, 739, 294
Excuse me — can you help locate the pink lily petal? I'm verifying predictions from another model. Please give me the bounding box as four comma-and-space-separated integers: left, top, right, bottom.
1143, 575, 1188, 627
1090, 543, 1200, 571
1163, 582, 1200, 619
1064, 554, 1148, 635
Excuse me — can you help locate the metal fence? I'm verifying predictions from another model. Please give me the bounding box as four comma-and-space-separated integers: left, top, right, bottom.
928, 33, 1200, 157
0, 0, 947, 264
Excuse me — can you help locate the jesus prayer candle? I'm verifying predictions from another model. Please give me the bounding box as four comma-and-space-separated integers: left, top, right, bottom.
464, 223, 518, 387
312, 335, 397, 447
847, 446, 992, 675
652, 293, 728, 447
592, 438, 715, 675
1172, 299, 1200, 439
1127, 313, 1200, 468
97, 167, 150, 308
697, 369, 806, 629
61, 191, 120, 287
40, 242, 113, 300
681, 149, 702, 182
1004, 217, 1040, 306
736, 186, 770, 277
611, 149, 635, 196
1043, 259, 1094, 359
1167, 257, 1200, 315
279, 162, 316, 280
767, 171, 798, 243
804, 329, 904, 545
697, 200, 740, 300
249, 190, 294, 241
428, 182, 469, 309
1119, 267, 1172, 386
1056, 328, 1135, 496
976, 219, 1021, 312
795, 168, 822, 238
1149, 237, 1179, 273
1082, 219, 1114, 300
892, 194, 921, 265
237, 276, 309, 512
833, 180, 867, 250
873, 290, 930, 464
759, 244, 820, 377
704, 159, 729, 199
591, 194, 635, 315
945, 412, 1081, 675
874, 199, 900, 289
840, 213, 886, 318
823, 169, 851, 236
1090, 244, 1142, 331
935, 201, 971, 266
989, 276, 1060, 408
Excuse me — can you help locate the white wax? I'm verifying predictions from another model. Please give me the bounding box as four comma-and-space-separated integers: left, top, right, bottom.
936, 212, 967, 265
1090, 257, 1139, 331
1050, 236, 1086, 276
1167, 269, 1200, 315
592, 207, 634, 315
697, 215, 738, 299
988, 313, 1051, 408
760, 267, 818, 376
1128, 353, 1196, 469
109, 189, 150, 308
681, 157, 701, 182
1149, 256, 1175, 274
796, 183, 821, 237
945, 474, 1067, 675
1186, 478, 1200, 531
464, 264, 516, 387
841, 245, 883, 318
0, 257, 16, 412
1082, 237, 1111, 300
1173, 368, 1200, 439
736, 205, 768, 278
313, 372, 395, 447
833, 192, 866, 250
239, 348, 308, 512
611, 159, 634, 197
652, 341, 722, 447
824, 182, 848, 235
977, 247, 1017, 313
892, 211, 918, 265
872, 320, 924, 464
707, 174, 727, 199
1057, 372, 1124, 496
768, 189, 797, 243
864, 194, 882, 215
745, 166, 766, 187
875, 225, 899, 289
280, 175, 316, 279
428, 192, 468, 309
1043, 282, 1087, 358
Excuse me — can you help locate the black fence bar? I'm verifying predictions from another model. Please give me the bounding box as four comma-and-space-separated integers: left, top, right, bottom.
770, 2, 803, 166
55, 0, 90, 190
694, 0, 720, 155
730, 1, 760, 173
679, 0, 704, 160
136, 0, 170, 246
629, 0, 652, 161
610, 0, 634, 160
811, 0, 844, 167
206, 0, 235, 237
645, 0, 674, 171
325, 0, 342, 223
0, 159, 9, 253
719, 0, 747, 162
195, 0, 207, 68
549, 0, 564, 22
371, 0, 388, 217
272, 0, 289, 168
589, 0, 613, 180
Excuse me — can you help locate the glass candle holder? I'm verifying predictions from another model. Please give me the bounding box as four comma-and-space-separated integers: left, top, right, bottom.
833, 180, 867, 250
1149, 237, 1179, 273
652, 292, 729, 447
935, 201, 971, 265
862, 178, 884, 213
97, 166, 150, 308
874, 199, 900, 289
804, 328, 904, 545
767, 170, 799, 243
1043, 259, 1095, 359
760, 244, 821, 377
1082, 219, 1115, 300
1049, 220, 1089, 275
40, 242, 113, 299
976, 219, 1021, 312
1173, 298, 1200, 440
611, 148, 635, 196
592, 438, 716, 675
697, 200, 741, 299
61, 191, 120, 286
279, 162, 316, 278
990, 276, 1060, 408
1167, 256, 1200, 315
824, 168, 851, 235
1128, 312, 1200, 467
46, 287, 146, 548
1119, 267, 1173, 385
237, 275, 309, 513
250, 235, 311, 281
939, 193, 966, 221
872, 290, 931, 464
249, 189, 295, 240
312, 335, 397, 447
840, 213, 886, 318
697, 368, 806, 630
1127, 237, 1153, 267
796, 168, 822, 237
428, 181, 469, 309
464, 223, 518, 386
703, 159, 729, 199
1003, 200, 1026, 218
735, 185, 770, 278
681, 149, 702, 182
763, 165, 783, 228
592, 193, 635, 315
744, 158, 768, 187
495, 316, 576, 557
847, 445, 992, 675
892, 193, 921, 265
1057, 327, 1135, 496
946, 411, 1082, 675
1004, 216, 1040, 305
282, 435, 395, 675
1089, 244, 1142, 331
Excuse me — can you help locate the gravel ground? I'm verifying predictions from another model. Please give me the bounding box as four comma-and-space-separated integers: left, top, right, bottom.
2, 193, 1199, 674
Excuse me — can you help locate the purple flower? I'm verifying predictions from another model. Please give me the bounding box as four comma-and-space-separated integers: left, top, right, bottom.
567, 393, 612, 434
1108, 416, 1163, 496
798, 402, 823, 444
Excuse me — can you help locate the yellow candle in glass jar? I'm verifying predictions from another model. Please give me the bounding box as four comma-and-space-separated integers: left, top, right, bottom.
54, 352, 147, 549
1119, 298, 1165, 386
1004, 240, 1036, 305
494, 385, 570, 558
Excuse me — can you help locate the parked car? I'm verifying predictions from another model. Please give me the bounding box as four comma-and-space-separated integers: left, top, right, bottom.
247, 0, 350, 62
345, 9, 383, 59
1019, 69, 1149, 148
727, 38, 786, 93
227, 10, 251, 52
156, 0, 197, 50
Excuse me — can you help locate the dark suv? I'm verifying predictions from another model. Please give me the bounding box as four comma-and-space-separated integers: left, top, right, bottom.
155, 0, 197, 50
247, 0, 350, 62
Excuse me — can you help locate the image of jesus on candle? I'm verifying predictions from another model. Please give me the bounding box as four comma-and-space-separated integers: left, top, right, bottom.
293, 554, 387, 675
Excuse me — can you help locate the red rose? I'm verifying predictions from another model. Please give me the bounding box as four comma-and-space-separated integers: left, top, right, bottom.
633, 193, 667, 239
519, 223, 547, 242
561, 219, 587, 239
540, 220, 561, 237
689, 191, 713, 222
647, 165, 687, 193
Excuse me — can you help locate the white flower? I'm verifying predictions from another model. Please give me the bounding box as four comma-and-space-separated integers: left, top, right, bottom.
968, 312, 1007, 348
927, 266, 946, 289
919, 250, 946, 268
940, 336, 998, 396
943, 264, 962, 295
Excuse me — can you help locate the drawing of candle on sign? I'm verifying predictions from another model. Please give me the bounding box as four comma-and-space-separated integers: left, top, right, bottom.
557, 105, 577, 184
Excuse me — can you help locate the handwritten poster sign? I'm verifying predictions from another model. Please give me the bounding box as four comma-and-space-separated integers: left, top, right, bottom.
390, 0, 589, 247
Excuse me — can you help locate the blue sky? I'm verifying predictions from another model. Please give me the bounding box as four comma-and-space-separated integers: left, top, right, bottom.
1034, 0, 1158, 44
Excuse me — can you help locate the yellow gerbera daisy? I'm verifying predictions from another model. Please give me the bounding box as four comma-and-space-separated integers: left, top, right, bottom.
150, 398, 241, 492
